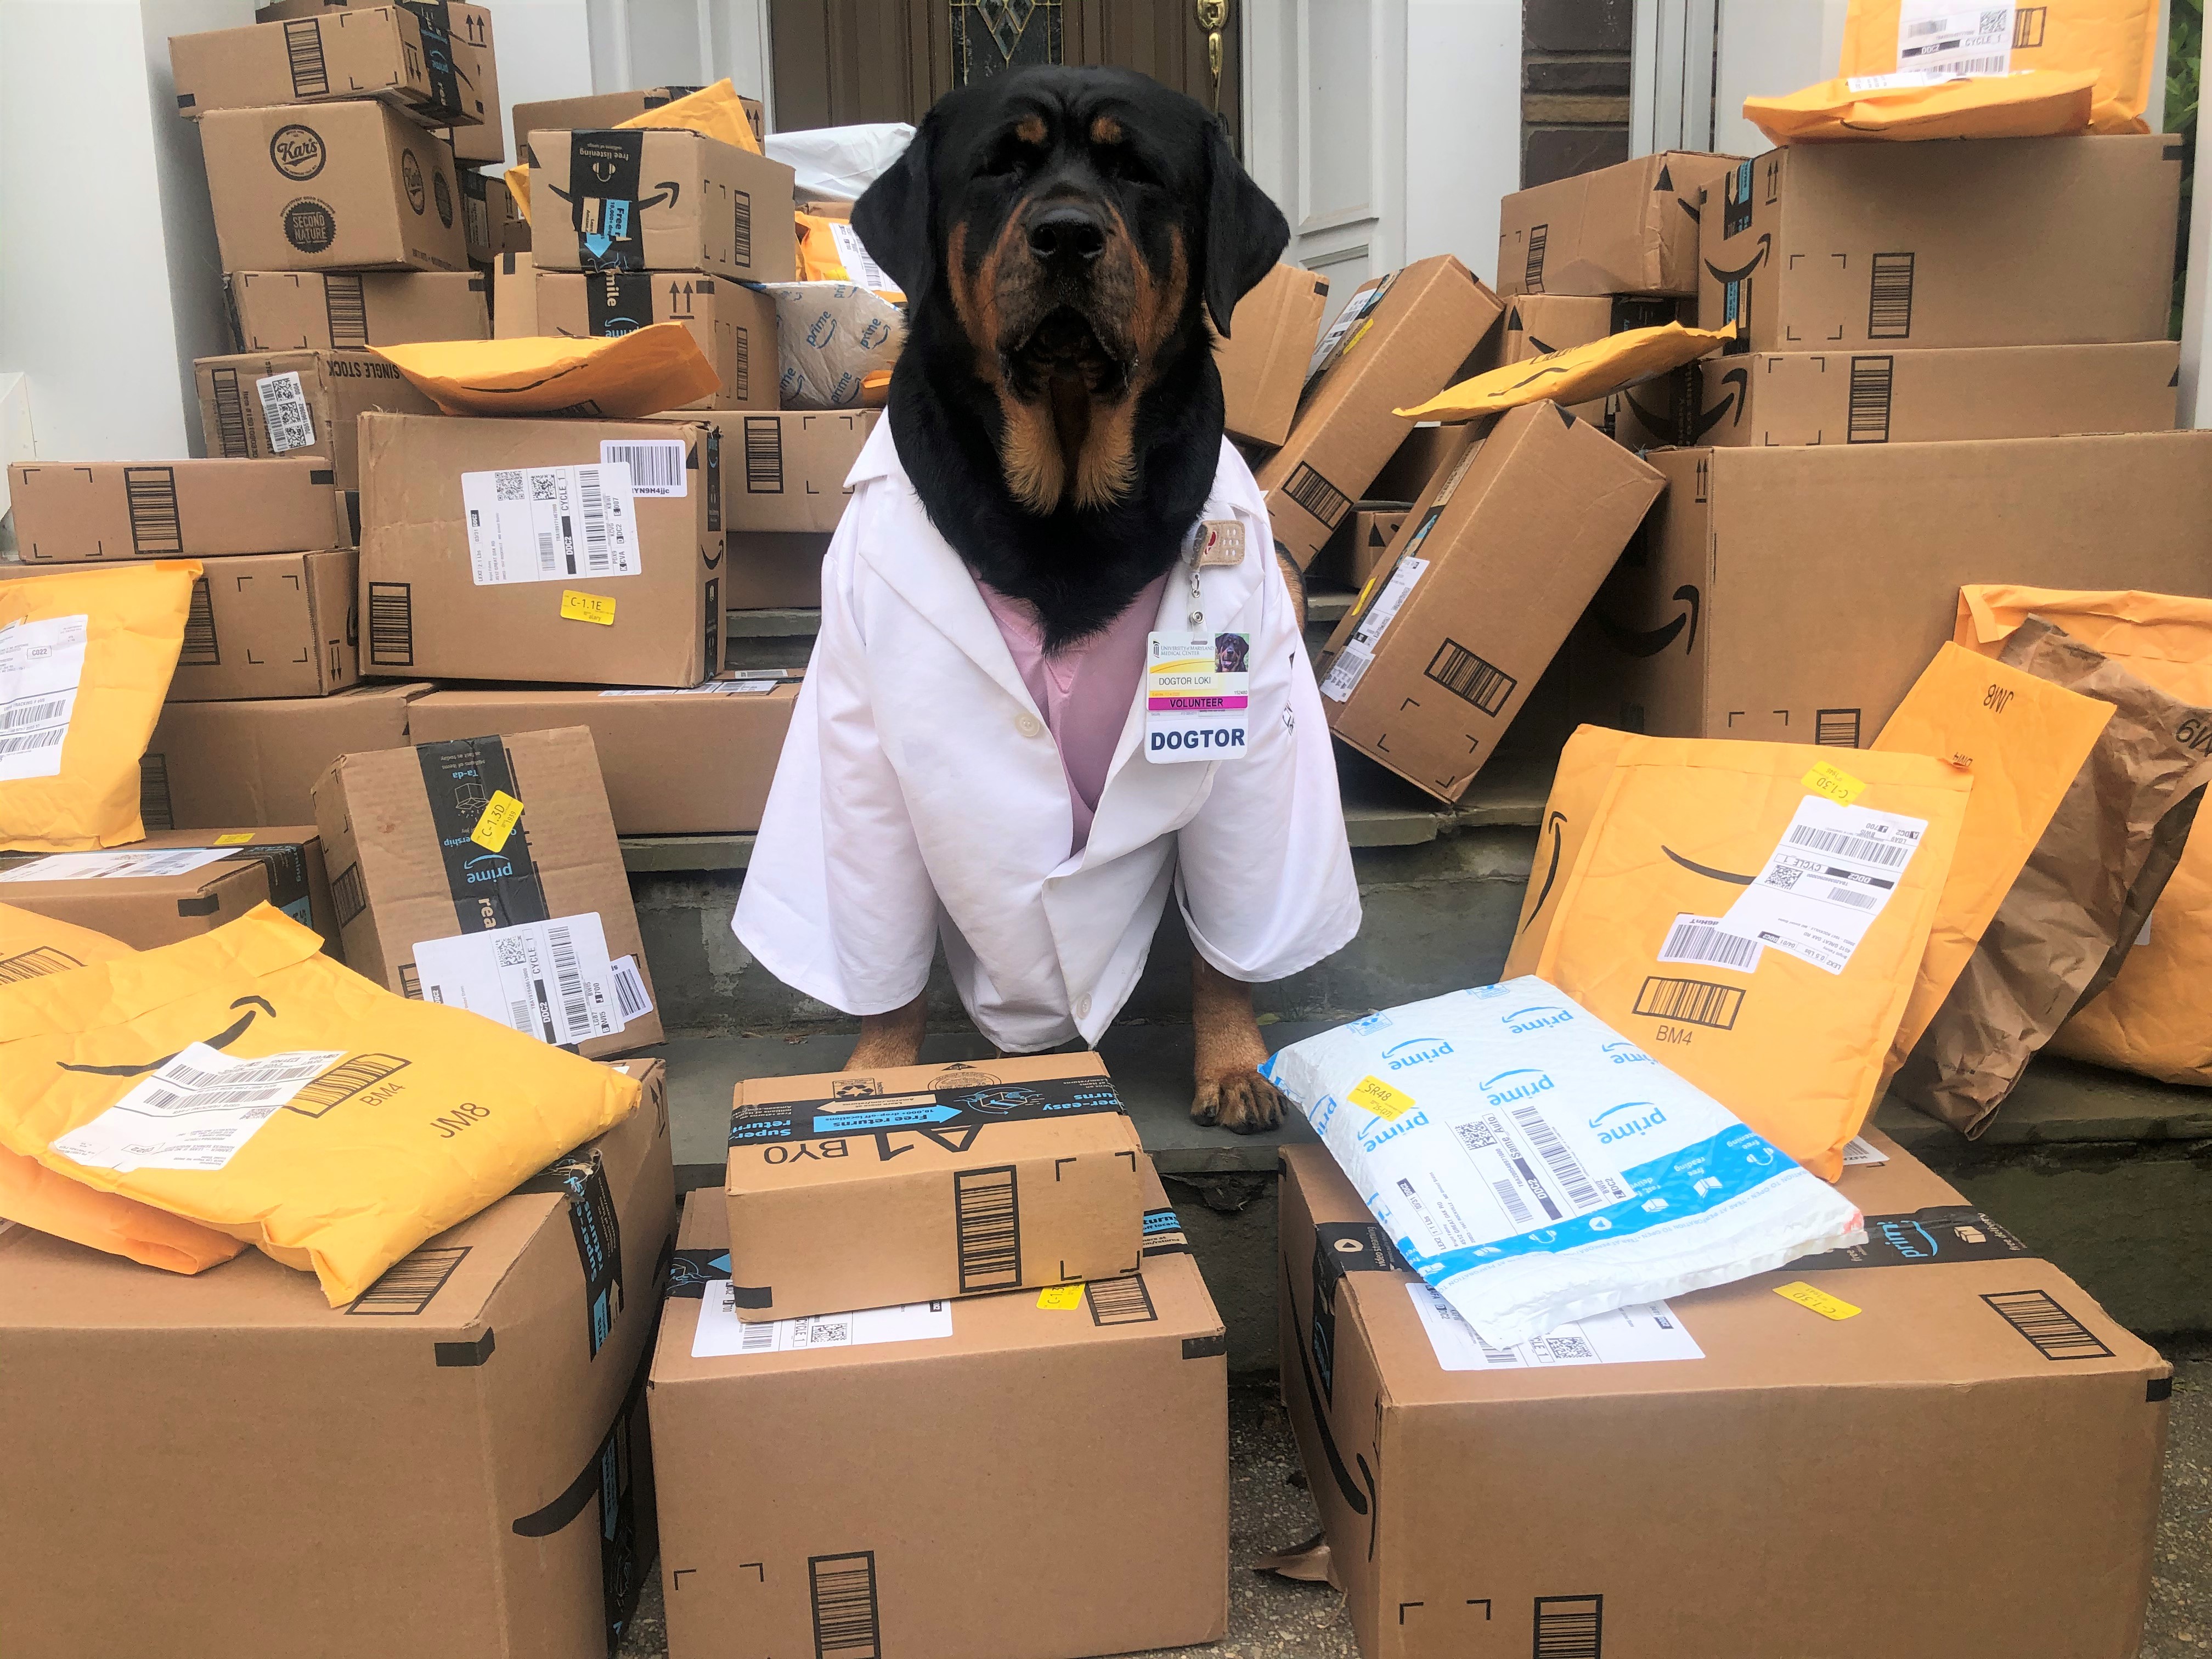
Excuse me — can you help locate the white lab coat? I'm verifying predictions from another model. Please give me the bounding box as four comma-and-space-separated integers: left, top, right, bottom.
733, 418, 1361, 1053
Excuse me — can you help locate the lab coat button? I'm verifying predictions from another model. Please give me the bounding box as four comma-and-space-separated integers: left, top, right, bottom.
1015, 712, 1044, 738
1074, 994, 1092, 1018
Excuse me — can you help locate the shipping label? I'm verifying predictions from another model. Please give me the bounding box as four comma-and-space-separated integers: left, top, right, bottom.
460, 461, 642, 586
413, 912, 625, 1046
256, 370, 317, 453
1713, 797, 1929, 975
1407, 1284, 1704, 1369
691, 1284, 952, 1358
1321, 556, 1427, 703
0, 613, 87, 783
0, 847, 236, 883
1894, 1, 2015, 77
50, 1043, 347, 1173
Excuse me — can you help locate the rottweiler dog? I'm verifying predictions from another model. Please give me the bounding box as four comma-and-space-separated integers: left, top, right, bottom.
842, 66, 1308, 1132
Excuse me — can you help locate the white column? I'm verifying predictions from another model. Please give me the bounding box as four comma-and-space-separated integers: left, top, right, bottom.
1402, 0, 1520, 286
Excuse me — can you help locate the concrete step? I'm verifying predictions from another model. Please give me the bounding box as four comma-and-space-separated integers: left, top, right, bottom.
637, 1023, 2212, 1370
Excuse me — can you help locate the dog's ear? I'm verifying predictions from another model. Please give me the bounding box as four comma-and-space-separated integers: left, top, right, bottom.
1200, 121, 1289, 338
853, 117, 936, 302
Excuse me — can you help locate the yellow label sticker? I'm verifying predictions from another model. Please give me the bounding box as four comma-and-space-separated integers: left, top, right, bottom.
1036, 1283, 1085, 1312
560, 589, 617, 626
470, 789, 524, 854
1347, 1074, 1415, 1121
1773, 1281, 1861, 1321
212, 832, 255, 845
1802, 761, 1867, 807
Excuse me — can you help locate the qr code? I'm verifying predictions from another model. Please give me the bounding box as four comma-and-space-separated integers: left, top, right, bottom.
494, 470, 523, 502
804, 1319, 850, 1346
1765, 864, 1804, 890
1537, 1334, 1595, 1361
531, 474, 560, 502
496, 938, 528, 967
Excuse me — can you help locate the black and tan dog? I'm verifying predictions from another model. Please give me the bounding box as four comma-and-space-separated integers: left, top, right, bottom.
842, 66, 1305, 1131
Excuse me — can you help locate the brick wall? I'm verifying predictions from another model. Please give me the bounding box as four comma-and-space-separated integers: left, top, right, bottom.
1523, 0, 1632, 187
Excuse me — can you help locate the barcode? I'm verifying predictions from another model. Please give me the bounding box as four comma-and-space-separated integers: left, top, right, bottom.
1786, 825, 1911, 867
733, 324, 751, 400
548, 923, 590, 1037
808, 1553, 881, 1659
329, 861, 367, 927
1085, 1275, 1159, 1326
140, 754, 174, 831
1488, 1174, 1533, 1229
289, 1052, 410, 1116
1825, 885, 1880, 911
1659, 917, 1759, 971
1846, 355, 1893, 443
1523, 223, 1548, 292
1905, 17, 1949, 32
180, 579, 220, 667
257, 373, 315, 453
402, 966, 425, 1000
603, 441, 681, 492
283, 18, 329, 95
1534, 1595, 1604, 1659
2, 696, 72, 732
611, 957, 650, 1020
1510, 1105, 1602, 1212
125, 466, 182, 555
0, 945, 83, 984
139, 1049, 334, 1112
367, 582, 413, 666
1634, 975, 1745, 1030
1943, 51, 2011, 72
347, 1245, 471, 1316
0, 727, 66, 759
1982, 1289, 2114, 1362
210, 368, 251, 456
953, 1165, 1021, 1292
1867, 252, 1915, 340
1283, 462, 1350, 531
1425, 639, 1516, 715
537, 529, 560, 575
732, 189, 753, 267
1816, 708, 1862, 747
323, 274, 368, 347
740, 1318, 776, 1351
743, 416, 785, 493
509, 997, 531, 1029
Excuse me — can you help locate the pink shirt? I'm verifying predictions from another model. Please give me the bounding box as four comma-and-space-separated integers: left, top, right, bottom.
978, 573, 1169, 854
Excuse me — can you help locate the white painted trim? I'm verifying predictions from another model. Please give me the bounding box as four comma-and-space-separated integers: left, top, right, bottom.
2147, 0, 2171, 136
1633, 0, 1720, 156
2179, 95, 2212, 427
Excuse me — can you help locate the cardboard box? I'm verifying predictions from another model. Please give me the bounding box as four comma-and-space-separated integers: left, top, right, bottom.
1317, 402, 1662, 802
1308, 505, 1409, 590
195, 348, 442, 491
1280, 1137, 2168, 1659
0, 851, 271, 947
200, 100, 468, 273
529, 128, 797, 284
512, 87, 766, 166
246, 0, 500, 161
1217, 262, 1329, 448
1497, 293, 1695, 447
654, 1156, 1227, 1659
171, 7, 467, 125
141, 681, 432, 830
1575, 431, 2212, 747
1254, 256, 1503, 568
458, 167, 517, 263
726, 1053, 1147, 1321
358, 412, 723, 688
138, 825, 340, 943
175, 551, 358, 700
1499, 150, 1740, 297
721, 531, 829, 608
407, 676, 800, 834
6, 458, 347, 563
537, 270, 778, 411
0, 1077, 676, 1659
1703, 136, 2182, 354
313, 725, 663, 1057
493, 250, 537, 337
1697, 342, 2182, 448
1367, 423, 1462, 501
702, 409, 877, 533
227, 269, 489, 351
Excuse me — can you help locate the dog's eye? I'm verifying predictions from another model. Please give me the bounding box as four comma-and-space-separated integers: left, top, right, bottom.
984, 137, 1036, 178
1097, 146, 1158, 188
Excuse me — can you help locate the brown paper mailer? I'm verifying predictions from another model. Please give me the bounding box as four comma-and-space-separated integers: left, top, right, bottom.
1531, 737, 1971, 1180
1744, 69, 2098, 146
1841, 0, 2159, 134
510, 86, 765, 168
654, 1155, 1228, 1659
1870, 645, 2112, 1084
1895, 619, 2212, 1136
1396, 319, 1734, 422
1957, 586, 2212, 1085
535, 272, 778, 412
374, 323, 716, 417
726, 1053, 1147, 1321
1278, 1140, 2169, 1659
0, 904, 248, 1274
1501, 723, 1637, 979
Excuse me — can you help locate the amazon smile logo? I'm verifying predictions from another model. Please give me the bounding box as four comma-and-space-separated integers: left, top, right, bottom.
1704, 233, 1772, 286
1595, 584, 1700, 658
1662, 847, 1757, 885
57, 997, 275, 1076
1519, 810, 1568, 934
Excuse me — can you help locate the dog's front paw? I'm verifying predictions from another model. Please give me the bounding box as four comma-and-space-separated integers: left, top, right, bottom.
1192, 1066, 1287, 1135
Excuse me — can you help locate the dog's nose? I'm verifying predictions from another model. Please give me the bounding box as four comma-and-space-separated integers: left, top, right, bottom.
1027, 205, 1106, 267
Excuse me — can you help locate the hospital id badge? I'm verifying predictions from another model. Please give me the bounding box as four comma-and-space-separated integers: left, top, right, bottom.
1145, 631, 1250, 763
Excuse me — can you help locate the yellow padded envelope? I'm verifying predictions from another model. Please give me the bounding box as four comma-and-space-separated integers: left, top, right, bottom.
0, 903, 246, 1274
1397, 321, 1734, 423
1839, 0, 2159, 134
1957, 585, 2212, 1084
1503, 724, 1634, 980
0, 561, 200, 854
1745, 69, 2098, 145
0, 905, 638, 1305
1533, 738, 1970, 1181
506, 78, 763, 223
1870, 644, 2113, 1085
374, 322, 718, 417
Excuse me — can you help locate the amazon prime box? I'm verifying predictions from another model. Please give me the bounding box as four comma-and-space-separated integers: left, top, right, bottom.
537, 270, 778, 411
511, 87, 766, 165
227, 270, 490, 351
1498, 151, 1740, 297
527, 128, 795, 284
0, 1075, 675, 1659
